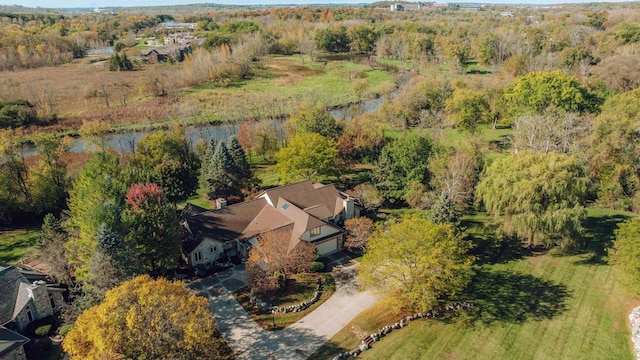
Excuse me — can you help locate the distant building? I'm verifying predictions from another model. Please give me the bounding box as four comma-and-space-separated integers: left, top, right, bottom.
390, 3, 405, 11
156, 22, 196, 33
145, 44, 192, 63
84, 47, 115, 57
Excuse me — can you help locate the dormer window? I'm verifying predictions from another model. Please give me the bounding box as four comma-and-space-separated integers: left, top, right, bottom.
310, 227, 321, 236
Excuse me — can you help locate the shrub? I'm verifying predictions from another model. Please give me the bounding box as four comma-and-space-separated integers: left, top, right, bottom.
310, 261, 325, 272
35, 325, 52, 337
58, 324, 73, 336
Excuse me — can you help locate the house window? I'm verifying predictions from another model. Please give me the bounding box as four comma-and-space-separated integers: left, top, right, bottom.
26, 309, 33, 322
49, 294, 56, 309
213, 246, 217, 252
194, 251, 202, 262
210, 247, 214, 253
310, 227, 321, 236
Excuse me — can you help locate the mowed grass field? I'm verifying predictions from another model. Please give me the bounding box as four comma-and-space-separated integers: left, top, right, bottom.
0, 228, 40, 263
312, 207, 638, 360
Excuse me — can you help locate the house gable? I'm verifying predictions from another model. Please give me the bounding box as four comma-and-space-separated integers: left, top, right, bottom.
181, 181, 358, 263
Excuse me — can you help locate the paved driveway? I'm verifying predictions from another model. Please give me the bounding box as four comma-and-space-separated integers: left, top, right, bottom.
191, 263, 376, 360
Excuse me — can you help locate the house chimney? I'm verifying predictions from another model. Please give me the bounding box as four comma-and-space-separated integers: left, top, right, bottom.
215, 198, 227, 210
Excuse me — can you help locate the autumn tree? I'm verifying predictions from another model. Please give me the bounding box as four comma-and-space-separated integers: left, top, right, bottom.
446, 87, 492, 134
275, 132, 339, 184
360, 216, 473, 313
39, 214, 73, 285
503, 70, 600, 119
595, 54, 640, 93
372, 135, 433, 202
63, 275, 230, 360
608, 218, 640, 295
122, 183, 180, 274
131, 128, 200, 204
289, 103, 341, 139
429, 146, 482, 208
349, 183, 383, 212
344, 217, 375, 253
589, 88, 640, 212
315, 26, 350, 53
246, 230, 316, 293
476, 151, 587, 250
65, 151, 128, 282
512, 113, 589, 155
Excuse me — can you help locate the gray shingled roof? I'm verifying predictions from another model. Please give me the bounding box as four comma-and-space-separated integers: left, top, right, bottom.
181, 181, 347, 256
0, 326, 29, 357
0, 266, 29, 325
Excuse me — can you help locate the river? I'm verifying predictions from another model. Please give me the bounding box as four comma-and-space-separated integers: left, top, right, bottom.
24, 95, 385, 155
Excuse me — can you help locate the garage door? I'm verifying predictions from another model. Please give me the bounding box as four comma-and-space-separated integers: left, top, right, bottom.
316, 238, 338, 256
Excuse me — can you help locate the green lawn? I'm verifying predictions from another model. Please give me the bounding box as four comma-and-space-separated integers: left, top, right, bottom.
233, 273, 336, 330
0, 228, 40, 263
187, 56, 392, 123
311, 208, 638, 360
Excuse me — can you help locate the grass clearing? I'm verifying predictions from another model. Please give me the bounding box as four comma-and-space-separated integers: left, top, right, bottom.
0, 228, 40, 263
233, 273, 336, 330
311, 208, 638, 360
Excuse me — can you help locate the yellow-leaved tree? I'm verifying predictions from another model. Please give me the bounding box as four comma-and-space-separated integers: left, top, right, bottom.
360, 216, 473, 313
63, 275, 231, 360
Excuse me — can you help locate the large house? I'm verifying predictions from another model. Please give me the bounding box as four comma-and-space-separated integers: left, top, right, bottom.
0, 265, 65, 333
181, 181, 360, 268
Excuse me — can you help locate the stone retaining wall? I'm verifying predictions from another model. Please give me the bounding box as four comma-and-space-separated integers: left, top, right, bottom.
250, 278, 323, 314
630, 306, 640, 360
332, 302, 474, 360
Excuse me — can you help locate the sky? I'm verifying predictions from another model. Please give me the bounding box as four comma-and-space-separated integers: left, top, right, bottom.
1, 0, 633, 9
2, 0, 362, 8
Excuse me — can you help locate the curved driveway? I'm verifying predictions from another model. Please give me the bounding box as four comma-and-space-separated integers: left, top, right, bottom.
190, 264, 376, 360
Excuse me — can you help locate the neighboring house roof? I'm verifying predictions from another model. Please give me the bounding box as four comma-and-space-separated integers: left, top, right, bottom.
0, 326, 29, 357
182, 181, 348, 256
0, 264, 65, 326
0, 266, 30, 325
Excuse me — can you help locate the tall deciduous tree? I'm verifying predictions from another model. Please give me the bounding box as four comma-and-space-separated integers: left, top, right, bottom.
65, 151, 127, 282
476, 151, 587, 250
122, 183, 180, 274
360, 216, 473, 313
275, 132, 339, 184
63, 275, 230, 360
590, 88, 640, 212
344, 217, 375, 253
132, 128, 200, 204
372, 135, 433, 202
39, 214, 73, 285
503, 70, 600, 119
289, 103, 341, 139
608, 218, 640, 296
446, 88, 492, 134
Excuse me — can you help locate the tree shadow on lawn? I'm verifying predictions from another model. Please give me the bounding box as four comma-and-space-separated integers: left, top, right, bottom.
452, 268, 570, 325
578, 213, 632, 265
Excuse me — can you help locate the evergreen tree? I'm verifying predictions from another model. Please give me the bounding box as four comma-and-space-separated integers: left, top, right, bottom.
205, 142, 240, 199
228, 136, 251, 180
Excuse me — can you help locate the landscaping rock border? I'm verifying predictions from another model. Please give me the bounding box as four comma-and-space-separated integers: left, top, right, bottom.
250, 278, 324, 314
630, 306, 640, 360
332, 301, 474, 360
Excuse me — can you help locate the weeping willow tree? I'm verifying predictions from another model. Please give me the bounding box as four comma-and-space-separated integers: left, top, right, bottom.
476, 151, 587, 250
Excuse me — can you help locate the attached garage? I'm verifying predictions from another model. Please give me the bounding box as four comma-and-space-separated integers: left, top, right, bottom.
315, 237, 339, 256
